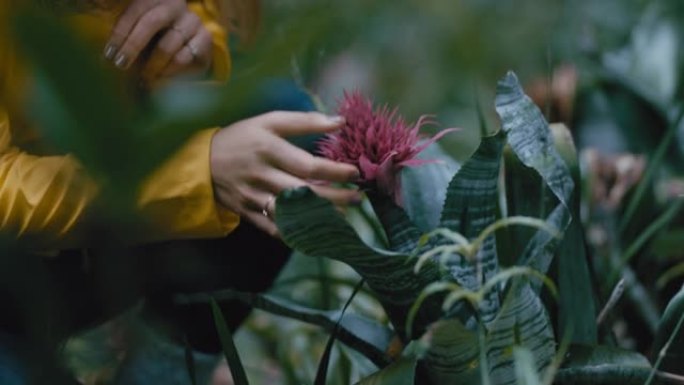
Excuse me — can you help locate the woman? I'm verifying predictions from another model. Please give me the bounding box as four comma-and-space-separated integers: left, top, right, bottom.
0, 0, 360, 382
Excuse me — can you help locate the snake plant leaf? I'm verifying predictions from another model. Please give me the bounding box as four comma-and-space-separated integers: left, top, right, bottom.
315, 279, 365, 385
176, 289, 394, 368
354, 358, 418, 385
210, 299, 249, 385
275, 187, 447, 340
513, 346, 543, 385
497, 72, 596, 344
554, 345, 663, 385
421, 319, 481, 385
652, 284, 684, 375
402, 143, 460, 232
438, 131, 506, 325
367, 192, 423, 254
486, 281, 556, 385
495, 73, 574, 278
495, 72, 574, 213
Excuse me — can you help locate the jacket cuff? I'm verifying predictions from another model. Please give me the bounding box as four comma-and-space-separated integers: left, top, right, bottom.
138, 128, 240, 241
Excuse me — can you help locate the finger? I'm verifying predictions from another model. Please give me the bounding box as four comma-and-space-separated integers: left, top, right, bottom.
104, 0, 154, 60
143, 11, 201, 79
309, 184, 363, 207
260, 111, 346, 137
161, 27, 213, 77
112, 2, 184, 69
244, 211, 280, 238
256, 168, 361, 206
267, 139, 360, 183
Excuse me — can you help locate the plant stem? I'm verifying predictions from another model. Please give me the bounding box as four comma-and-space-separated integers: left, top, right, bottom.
644, 308, 684, 385
477, 316, 491, 385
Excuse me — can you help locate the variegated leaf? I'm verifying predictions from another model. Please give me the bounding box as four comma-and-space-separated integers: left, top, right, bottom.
275, 187, 447, 340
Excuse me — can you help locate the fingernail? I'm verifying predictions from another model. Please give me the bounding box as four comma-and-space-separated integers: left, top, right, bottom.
114, 53, 128, 69
103, 43, 117, 60
349, 170, 362, 182
328, 115, 345, 125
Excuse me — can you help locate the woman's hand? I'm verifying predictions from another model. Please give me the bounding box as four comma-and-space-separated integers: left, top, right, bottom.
210, 111, 362, 237
104, 0, 213, 81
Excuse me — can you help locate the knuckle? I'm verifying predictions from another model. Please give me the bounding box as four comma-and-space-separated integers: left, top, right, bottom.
147, 7, 171, 27
158, 38, 177, 56
188, 11, 202, 26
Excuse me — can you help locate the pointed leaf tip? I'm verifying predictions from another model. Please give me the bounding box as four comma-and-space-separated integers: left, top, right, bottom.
495, 71, 525, 106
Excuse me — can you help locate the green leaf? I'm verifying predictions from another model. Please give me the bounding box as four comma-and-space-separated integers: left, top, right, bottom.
315, 279, 365, 385
652, 284, 684, 375
177, 289, 394, 368
495, 72, 574, 212
513, 347, 543, 385
367, 192, 423, 253
554, 345, 656, 385
420, 319, 480, 385
354, 358, 418, 385
183, 336, 198, 385
551, 123, 597, 345
495, 76, 595, 345
438, 131, 506, 325
275, 187, 447, 339
401, 143, 460, 232
210, 299, 249, 385
486, 282, 556, 385
495, 72, 574, 275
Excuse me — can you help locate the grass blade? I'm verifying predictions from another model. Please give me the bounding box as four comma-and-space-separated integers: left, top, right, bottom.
609, 198, 684, 285
210, 299, 249, 385
619, 106, 684, 233
314, 279, 366, 385
183, 335, 197, 385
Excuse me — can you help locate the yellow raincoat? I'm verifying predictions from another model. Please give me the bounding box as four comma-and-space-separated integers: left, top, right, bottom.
0, 0, 240, 249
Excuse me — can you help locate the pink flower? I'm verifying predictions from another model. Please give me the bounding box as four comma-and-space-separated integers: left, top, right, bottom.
318, 91, 457, 204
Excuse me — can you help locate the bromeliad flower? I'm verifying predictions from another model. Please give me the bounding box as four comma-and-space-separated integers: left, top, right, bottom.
318, 91, 457, 204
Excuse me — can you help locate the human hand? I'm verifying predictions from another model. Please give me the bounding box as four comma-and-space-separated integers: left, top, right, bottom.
104, 0, 212, 81
210, 111, 363, 237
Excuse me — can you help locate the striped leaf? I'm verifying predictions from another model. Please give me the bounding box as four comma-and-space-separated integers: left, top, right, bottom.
355, 358, 418, 385
421, 319, 481, 385
402, 143, 460, 232
275, 187, 448, 340
176, 289, 394, 368
496, 74, 595, 344
554, 345, 664, 385
438, 131, 506, 325
486, 282, 556, 385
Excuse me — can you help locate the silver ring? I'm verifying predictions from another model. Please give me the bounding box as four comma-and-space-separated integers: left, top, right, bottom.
186, 42, 199, 61
262, 195, 276, 218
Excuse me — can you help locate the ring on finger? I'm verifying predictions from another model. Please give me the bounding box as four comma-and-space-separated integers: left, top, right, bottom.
186, 41, 199, 61
262, 195, 276, 218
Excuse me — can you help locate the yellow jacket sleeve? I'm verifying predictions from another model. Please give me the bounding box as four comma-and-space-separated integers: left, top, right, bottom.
0, 108, 98, 247
0, 108, 239, 249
